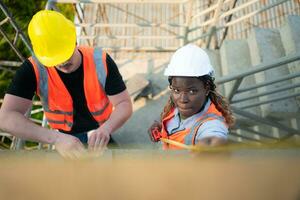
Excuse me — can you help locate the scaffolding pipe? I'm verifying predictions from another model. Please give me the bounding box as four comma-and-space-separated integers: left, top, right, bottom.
216, 53, 300, 84
0, 1, 33, 54
232, 83, 300, 104
232, 107, 299, 135
236, 72, 300, 93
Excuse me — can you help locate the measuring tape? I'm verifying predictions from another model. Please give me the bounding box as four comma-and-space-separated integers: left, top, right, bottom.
160, 138, 300, 152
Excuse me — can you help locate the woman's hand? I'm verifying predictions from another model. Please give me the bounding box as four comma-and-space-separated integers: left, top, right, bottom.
197, 137, 227, 147
148, 120, 162, 142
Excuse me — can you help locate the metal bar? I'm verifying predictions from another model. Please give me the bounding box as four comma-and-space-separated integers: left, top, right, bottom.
0, 60, 22, 66
188, 26, 224, 43
13, 31, 18, 45
227, 78, 243, 102
106, 2, 180, 43
0, 1, 33, 54
239, 126, 279, 140
216, 53, 300, 84
0, 17, 9, 26
48, 0, 187, 3
191, 0, 233, 20
218, 0, 238, 48
236, 72, 300, 93
103, 46, 178, 51
0, 66, 15, 73
207, 0, 223, 48
189, 0, 290, 36
74, 3, 91, 46
183, 0, 194, 45
100, 4, 113, 38
0, 26, 24, 61
38, 114, 49, 150
76, 2, 85, 19
76, 22, 184, 28
191, 3, 217, 20
229, 131, 262, 142
78, 35, 181, 39
93, 4, 100, 46
232, 107, 299, 135
179, 2, 184, 46
232, 82, 300, 104
224, 0, 290, 27
30, 108, 44, 115
239, 92, 300, 109
219, 0, 259, 19
188, 22, 223, 34
205, 26, 216, 48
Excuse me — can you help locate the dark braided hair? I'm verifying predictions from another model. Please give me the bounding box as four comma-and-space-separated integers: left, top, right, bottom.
160, 75, 235, 128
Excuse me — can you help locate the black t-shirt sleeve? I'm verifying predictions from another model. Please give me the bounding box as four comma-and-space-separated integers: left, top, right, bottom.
6, 59, 36, 100
105, 53, 126, 95
7, 53, 125, 99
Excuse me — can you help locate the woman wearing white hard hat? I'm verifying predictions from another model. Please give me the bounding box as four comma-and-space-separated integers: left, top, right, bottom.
148, 44, 235, 149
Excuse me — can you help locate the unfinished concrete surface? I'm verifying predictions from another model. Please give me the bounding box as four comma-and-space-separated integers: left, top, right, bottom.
0, 149, 300, 200
280, 15, 300, 106
113, 56, 170, 148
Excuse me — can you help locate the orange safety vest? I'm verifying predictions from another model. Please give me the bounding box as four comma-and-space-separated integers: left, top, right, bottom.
29, 46, 113, 131
161, 102, 227, 150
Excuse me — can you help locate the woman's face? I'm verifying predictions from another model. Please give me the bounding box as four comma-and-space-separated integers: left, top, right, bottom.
170, 77, 209, 119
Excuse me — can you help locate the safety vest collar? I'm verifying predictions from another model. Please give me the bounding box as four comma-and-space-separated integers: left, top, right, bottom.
29, 46, 112, 131
184, 112, 225, 146
161, 100, 226, 149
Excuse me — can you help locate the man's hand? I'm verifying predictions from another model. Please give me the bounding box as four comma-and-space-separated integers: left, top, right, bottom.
87, 125, 111, 154
54, 132, 86, 159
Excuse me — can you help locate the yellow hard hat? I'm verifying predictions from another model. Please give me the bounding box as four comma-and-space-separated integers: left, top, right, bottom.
28, 10, 76, 67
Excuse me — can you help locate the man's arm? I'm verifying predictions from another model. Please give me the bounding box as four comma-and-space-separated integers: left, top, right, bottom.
0, 94, 85, 158
0, 94, 56, 143
88, 90, 132, 151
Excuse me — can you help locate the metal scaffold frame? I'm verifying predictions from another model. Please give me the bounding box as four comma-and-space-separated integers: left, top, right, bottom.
45, 0, 297, 52
0, 0, 299, 148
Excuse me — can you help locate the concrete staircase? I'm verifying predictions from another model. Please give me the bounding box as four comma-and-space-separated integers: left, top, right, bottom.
208, 15, 300, 143
113, 15, 300, 147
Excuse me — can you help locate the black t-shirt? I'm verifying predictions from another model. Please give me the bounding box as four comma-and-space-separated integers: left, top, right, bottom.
7, 51, 126, 135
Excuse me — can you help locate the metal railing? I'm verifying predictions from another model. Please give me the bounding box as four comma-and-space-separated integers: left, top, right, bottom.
216, 53, 300, 141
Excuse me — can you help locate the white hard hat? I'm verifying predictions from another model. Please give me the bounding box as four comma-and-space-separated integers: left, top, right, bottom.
164, 44, 214, 77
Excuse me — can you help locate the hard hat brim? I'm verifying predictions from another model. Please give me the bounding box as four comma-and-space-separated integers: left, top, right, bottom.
34, 42, 76, 67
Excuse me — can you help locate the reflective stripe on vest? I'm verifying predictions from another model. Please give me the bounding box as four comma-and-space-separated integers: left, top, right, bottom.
161, 102, 226, 149
184, 113, 225, 145
94, 47, 107, 87
81, 46, 113, 123
29, 46, 112, 131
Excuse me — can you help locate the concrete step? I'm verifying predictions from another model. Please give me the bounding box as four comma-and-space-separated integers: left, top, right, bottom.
204, 49, 225, 95
113, 57, 171, 146
220, 39, 259, 112
280, 15, 300, 107
247, 27, 299, 119
220, 39, 263, 134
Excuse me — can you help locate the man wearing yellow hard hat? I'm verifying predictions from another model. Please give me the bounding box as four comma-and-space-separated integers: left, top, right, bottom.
0, 10, 132, 158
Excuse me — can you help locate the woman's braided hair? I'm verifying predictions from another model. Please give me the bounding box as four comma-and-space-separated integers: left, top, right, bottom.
160, 76, 235, 128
